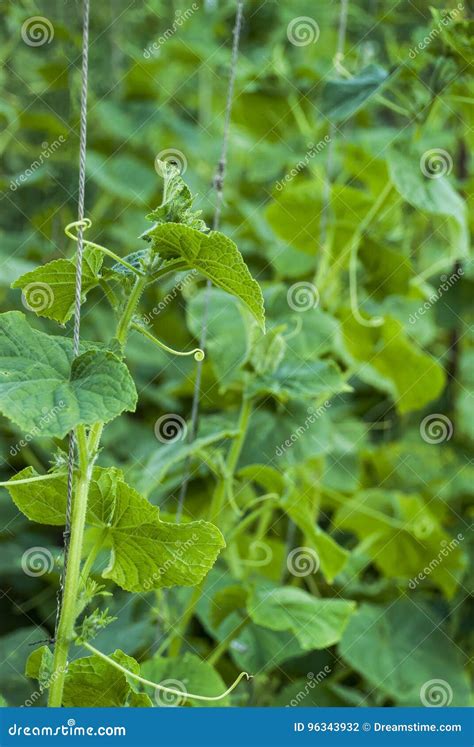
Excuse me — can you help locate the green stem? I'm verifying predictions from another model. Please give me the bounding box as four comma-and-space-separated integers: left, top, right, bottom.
115, 274, 148, 346
0, 472, 67, 487
82, 642, 250, 702
47, 426, 94, 707
79, 528, 106, 587
48, 272, 142, 705
131, 322, 204, 361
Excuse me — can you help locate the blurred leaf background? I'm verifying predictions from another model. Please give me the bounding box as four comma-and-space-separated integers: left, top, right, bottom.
0, 0, 472, 707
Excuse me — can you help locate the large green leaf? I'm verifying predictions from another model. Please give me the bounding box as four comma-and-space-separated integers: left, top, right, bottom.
0, 312, 137, 437
7, 466, 224, 593
339, 601, 470, 705
11, 248, 103, 324
340, 316, 446, 414
333, 489, 466, 598
141, 652, 229, 707
319, 65, 388, 122
247, 585, 355, 650
63, 650, 152, 707
248, 356, 349, 402
388, 149, 468, 257
145, 223, 265, 329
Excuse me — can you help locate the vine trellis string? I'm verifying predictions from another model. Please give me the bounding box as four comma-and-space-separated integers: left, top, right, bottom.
49, 0, 249, 703
176, 0, 245, 519
54, 0, 90, 644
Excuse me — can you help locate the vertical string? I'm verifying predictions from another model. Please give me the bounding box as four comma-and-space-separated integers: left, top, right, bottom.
54, 0, 90, 641
176, 0, 244, 520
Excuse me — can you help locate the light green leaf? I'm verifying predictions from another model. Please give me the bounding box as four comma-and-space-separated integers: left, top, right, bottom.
388, 149, 468, 257
25, 646, 53, 691
320, 65, 389, 122
341, 316, 446, 414
248, 586, 355, 650
334, 489, 466, 598
63, 650, 148, 707
339, 601, 470, 705
7, 466, 225, 593
141, 652, 229, 707
248, 356, 348, 402
11, 248, 103, 323
145, 223, 265, 329
281, 492, 349, 583
0, 312, 137, 437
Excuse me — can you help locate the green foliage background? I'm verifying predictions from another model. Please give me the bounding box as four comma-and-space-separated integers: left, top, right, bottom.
0, 0, 472, 707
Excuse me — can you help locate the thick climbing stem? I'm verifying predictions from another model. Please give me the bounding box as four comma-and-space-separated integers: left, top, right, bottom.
47, 425, 96, 707
48, 274, 145, 706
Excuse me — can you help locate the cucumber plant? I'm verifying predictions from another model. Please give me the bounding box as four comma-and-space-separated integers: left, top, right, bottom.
0, 162, 265, 707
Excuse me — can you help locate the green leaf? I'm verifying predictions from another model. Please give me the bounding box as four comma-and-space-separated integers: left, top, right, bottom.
63, 650, 149, 707
11, 248, 103, 324
339, 601, 470, 705
25, 646, 53, 691
281, 491, 349, 583
141, 652, 230, 707
7, 466, 225, 592
0, 312, 137, 437
247, 586, 355, 650
340, 316, 446, 414
388, 148, 468, 257
144, 159, 208, 232
248, 356, 349, 402
145, 223, 265, 330
334, 489, 466, 598
319, 65, 389, 122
